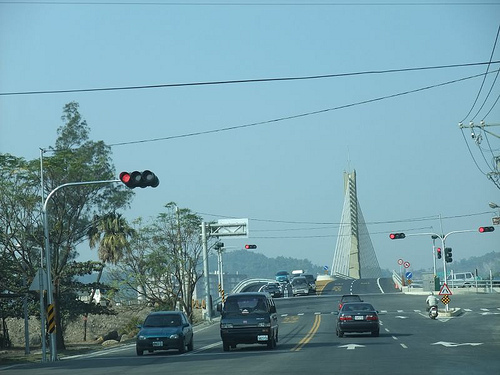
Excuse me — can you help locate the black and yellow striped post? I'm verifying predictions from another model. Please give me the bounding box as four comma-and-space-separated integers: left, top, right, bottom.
47, 304, 56, 334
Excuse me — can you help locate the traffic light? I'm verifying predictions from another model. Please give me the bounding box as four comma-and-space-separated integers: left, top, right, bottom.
214, 242, 224, 250
389, 233, 406, 239
245, 244, 257, 249
436, 247, 442, 259
119, 170, 159, 189
444, 247, 452, 263
478, 226, 495, 233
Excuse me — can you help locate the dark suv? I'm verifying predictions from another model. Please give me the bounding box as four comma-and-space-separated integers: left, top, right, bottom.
217, 292, 279, 351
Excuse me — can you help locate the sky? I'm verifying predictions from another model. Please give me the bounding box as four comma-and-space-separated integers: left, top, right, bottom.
1, 1, 499, 275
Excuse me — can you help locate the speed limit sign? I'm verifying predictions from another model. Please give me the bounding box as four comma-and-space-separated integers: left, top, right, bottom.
397, 259, 403, 265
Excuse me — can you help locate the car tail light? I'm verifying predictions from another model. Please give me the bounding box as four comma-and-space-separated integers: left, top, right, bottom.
339, 315, 353, 321
366, 315, 378, 321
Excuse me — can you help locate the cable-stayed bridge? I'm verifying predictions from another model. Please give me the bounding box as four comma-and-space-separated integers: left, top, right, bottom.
331, 170, 383, 279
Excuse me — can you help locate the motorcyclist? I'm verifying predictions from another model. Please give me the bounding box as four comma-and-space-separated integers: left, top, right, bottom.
426, 292, 439, 311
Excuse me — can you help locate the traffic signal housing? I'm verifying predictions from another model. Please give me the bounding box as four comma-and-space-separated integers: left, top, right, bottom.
444, 247, 452, 263
119, 170, 159, 189
389, 233, 406, 240
478, 226, 495, 233
214, 242, 224, 250
245, 244, 257, 249
436, 247, 442, 259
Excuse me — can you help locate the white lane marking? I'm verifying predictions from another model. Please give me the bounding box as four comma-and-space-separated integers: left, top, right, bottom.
376, 278, 385, 293
432, 341, 483, 347
392, 336, 399, 341
338, 344, 365, 350
384, 328, 390, 333
297, 313, 304, 316
400, 344, 408, 349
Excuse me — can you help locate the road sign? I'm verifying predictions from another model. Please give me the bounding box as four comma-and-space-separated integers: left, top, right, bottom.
397, 259, 403, 265
209, 219, 248, 238
403, 261, 410, 269
441, 295, 450, 305
29, 268, 48, 291
323, 265, 329, 270
405, 271, 413, 279
47, 304, 56, 333
439, 282, 452, 295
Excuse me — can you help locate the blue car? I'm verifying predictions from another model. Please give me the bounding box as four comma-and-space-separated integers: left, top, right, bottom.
136, 311, 193, 356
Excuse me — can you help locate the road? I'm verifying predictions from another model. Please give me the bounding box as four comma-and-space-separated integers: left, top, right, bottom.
2, 279, 499, 375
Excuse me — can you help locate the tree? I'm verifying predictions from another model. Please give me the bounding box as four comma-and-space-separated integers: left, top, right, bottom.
84, 212, 134, 340
108, 204, 206, 322
0, 102, 134, 350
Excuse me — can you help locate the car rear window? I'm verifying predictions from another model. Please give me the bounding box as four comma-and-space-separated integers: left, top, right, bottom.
144, 315, 181, 327
225, 297, 267, 313
343, 304, 374, 312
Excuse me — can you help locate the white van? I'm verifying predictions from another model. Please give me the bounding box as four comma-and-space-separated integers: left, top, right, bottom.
448, 272, 476, 288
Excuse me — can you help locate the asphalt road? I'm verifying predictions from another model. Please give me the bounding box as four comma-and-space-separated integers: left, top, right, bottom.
2, 279, 499, 375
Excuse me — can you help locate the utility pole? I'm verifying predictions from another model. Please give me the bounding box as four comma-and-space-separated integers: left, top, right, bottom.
42, 179, 120, 361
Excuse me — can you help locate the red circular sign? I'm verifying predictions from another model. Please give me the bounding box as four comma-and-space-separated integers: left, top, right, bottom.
404, 261, 410, 269
397, 259, 403, 265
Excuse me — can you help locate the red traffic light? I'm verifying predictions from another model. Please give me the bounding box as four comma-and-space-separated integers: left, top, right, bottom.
389, 233, 406, 240
119, 170, 159, 189
245, 244, 257, 249
437, 248, 442, 259
478, 226, 495, 233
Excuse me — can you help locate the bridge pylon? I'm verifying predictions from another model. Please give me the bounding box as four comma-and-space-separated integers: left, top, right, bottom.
331, 170, 382, 279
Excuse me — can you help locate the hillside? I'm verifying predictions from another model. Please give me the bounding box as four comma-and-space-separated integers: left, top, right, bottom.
208, 250, 325, 279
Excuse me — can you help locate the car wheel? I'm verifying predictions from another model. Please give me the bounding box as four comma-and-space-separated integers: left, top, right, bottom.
223, 341, 230, 352
136, 347, 143, 356
178, 339, 186, 353
187, 337, 194, 351
372, 330, 379, 337
338, 329, 344, 337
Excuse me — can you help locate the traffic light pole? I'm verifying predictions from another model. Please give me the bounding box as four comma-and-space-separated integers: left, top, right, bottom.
42, 179, 120, 361
406, 229, 476, 311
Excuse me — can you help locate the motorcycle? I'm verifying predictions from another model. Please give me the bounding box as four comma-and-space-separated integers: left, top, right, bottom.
429, 305, 438, 319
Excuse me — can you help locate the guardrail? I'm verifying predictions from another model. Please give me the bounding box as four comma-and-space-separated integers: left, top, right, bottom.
403, 278, 499, 294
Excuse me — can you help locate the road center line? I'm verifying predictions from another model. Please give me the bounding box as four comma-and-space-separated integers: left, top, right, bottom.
291, 314, 321, 352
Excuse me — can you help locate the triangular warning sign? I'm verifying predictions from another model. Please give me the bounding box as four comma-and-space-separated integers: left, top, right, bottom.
439, 282, 452, 296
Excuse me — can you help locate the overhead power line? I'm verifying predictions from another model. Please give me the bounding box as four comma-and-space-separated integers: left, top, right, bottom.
1, 61, 498, 97
107, 70, 498, 148
2, 1, 500, 6
195, 210, 492, 226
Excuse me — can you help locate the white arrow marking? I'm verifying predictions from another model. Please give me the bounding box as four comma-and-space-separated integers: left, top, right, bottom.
338, 344, 366, 350
432, 341, 483, 347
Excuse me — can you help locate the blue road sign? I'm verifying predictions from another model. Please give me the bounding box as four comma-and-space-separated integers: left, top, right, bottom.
405, 271, 413, 279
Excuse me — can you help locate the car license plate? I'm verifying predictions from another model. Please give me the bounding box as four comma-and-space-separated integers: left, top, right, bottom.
152, 341, 163, 347
257, 335, 268, 341
354, 315, 364, 320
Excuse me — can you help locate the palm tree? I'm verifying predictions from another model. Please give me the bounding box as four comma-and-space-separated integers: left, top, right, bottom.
84, 212, 135, 340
